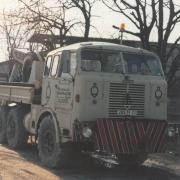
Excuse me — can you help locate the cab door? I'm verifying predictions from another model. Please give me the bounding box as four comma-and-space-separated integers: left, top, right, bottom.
42, 51, 76, 110
41, 55, 54, 107
54, 51, 75, 110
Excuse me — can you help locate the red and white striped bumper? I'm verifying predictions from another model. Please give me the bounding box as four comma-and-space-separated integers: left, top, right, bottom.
73, 119, 167, 155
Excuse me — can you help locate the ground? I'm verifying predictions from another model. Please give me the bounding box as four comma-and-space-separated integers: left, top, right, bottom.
0, 144, 180, 180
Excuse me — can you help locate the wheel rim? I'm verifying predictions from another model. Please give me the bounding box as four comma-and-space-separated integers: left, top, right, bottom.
7, 117, 15, 139
42, 130, 55, 155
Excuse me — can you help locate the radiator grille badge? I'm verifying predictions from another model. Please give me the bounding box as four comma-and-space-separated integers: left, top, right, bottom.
91, 83, 99, 98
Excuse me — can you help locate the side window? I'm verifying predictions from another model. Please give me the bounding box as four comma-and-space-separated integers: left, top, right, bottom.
70, 53, 77, 76
61, 52, 76, 76
51, 55, 60, 76
44, 56, 52, 76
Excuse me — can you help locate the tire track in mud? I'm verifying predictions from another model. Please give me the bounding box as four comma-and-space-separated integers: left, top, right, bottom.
0, 145, 59, 180
0, 144, 180, 180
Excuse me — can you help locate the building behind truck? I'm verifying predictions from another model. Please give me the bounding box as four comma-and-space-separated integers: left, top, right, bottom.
0, 42, 167, 168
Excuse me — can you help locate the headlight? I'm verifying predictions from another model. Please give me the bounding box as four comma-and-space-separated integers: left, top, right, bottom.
82, 127, 92, 138
168, 127, 175, 137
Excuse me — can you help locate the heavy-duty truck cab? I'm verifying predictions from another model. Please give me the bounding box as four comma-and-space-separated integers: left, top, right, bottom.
0, 42, 167, 168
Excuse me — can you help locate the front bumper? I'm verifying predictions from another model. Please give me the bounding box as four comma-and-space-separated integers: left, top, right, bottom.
73, 119, 167, 155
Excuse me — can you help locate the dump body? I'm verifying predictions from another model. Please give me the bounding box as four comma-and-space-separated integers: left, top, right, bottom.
0, 82, 34, 104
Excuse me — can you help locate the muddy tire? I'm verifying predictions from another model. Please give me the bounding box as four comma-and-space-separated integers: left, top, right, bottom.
6, 106, 29, 149
0, 107, 8, 144
38, 116, 72, 168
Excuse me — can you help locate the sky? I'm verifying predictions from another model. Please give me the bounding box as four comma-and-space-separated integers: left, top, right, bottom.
0, 0, 180, 61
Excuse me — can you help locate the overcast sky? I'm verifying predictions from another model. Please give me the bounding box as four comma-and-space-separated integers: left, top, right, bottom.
0, 0, 180, 61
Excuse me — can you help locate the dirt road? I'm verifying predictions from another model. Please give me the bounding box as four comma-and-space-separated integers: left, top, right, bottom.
0, 144, 180, 180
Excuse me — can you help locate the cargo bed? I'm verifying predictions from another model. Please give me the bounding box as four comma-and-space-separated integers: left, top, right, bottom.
0, 82, 35, 104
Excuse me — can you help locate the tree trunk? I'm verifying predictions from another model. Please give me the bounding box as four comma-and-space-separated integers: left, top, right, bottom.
140, 33, 150, 50
157, 0, 164, 60
84, 18, 90, 40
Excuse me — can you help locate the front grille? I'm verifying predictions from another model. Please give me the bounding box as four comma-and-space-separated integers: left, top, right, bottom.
109, 83, 145, 118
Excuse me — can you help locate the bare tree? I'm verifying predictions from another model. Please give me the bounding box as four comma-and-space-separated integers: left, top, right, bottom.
0, 11, 28, 60
0, 11, 30, 78
63, 0, 98, 40
11, 0, 81, 49
103, 0, 180, 82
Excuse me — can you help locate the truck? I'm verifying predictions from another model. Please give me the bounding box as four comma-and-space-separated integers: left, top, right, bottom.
0, 42, 167, 168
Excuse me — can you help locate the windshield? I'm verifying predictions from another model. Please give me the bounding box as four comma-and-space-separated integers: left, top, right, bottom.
81, 49, 163, 77
123, 53, 163, 76
81, 49, 123, 73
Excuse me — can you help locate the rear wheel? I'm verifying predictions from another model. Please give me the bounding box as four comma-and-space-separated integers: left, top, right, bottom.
38, 116, 72, 168
0, 107, 8, 144
6, 106, 29, 149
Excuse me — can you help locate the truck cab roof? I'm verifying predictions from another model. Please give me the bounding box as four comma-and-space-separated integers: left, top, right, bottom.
47, 41, 154, 56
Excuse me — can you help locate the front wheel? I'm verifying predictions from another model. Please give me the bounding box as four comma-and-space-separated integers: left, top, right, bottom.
38, 116, 72, 168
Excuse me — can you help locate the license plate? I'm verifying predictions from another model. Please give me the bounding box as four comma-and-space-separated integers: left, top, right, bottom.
117, 110, 137, 116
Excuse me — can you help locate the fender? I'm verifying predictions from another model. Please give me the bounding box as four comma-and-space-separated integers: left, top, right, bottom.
36, 108, 60, 143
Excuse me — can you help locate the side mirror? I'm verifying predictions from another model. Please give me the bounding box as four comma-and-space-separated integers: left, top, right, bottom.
62, 50, 70, 74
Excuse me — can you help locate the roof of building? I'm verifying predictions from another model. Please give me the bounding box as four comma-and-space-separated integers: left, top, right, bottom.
27, 34, 142, 47
28, 34, 180, 50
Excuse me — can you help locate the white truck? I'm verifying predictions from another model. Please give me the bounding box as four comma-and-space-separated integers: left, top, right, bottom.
0, 42, 167, 168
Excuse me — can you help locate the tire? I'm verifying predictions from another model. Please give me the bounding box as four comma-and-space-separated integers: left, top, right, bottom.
0, 107, 8, 144
38, 116, 72, 168
6, 106, 29, 149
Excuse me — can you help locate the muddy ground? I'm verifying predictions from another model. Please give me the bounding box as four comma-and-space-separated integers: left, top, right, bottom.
0, 144, 180, 180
